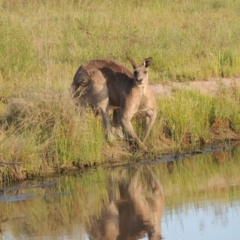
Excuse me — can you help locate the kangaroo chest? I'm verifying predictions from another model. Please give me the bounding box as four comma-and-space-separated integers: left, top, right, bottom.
137, 95, 149, 112
132, 90, 150, 114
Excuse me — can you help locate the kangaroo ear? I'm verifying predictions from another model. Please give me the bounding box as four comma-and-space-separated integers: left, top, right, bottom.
127, 56, 137, 69
143, 57, 153, 68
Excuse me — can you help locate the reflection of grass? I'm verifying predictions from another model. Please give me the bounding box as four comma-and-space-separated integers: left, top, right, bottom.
1, 153, 240, 239
151, 146, 240, 208
0, 168, 110, 239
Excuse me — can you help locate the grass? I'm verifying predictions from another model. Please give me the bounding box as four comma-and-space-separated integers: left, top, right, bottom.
157, 90, 214, 143
2, 85, 240, 181
147, 85, 240, 153
0, 93, 106, 181
1, 0, 240, 87
1, 0, 240, 180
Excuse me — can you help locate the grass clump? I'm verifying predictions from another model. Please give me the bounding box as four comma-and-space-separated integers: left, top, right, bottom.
158, 90, 213, 143
0, 92, 106, 180
149, 86, 240, 152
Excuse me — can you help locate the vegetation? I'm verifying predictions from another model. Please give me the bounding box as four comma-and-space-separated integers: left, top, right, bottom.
152, 85, 240, 152
1, 0, 240, 85
1, 0, 240, 181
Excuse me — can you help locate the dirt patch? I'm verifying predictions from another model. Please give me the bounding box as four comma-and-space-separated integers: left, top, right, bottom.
150, 78, 240, 96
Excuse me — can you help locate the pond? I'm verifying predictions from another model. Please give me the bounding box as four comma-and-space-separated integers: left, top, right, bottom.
1, 143, 240, 240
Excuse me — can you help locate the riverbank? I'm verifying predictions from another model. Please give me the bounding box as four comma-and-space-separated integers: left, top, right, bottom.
1, 78, 240, 183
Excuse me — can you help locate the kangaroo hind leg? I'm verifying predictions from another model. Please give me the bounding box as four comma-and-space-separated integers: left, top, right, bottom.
88, 69, 115, 142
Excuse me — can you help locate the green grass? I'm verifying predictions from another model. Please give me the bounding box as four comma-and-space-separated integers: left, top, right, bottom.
0, 93, 106, 181
1, 0, 240, 179
147, 85, 240, 152
1, 0, 240, 88
158, 90, 214, 143
2, 78, 240, 180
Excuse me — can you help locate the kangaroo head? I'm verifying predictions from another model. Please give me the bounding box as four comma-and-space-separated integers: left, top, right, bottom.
127, 57, 153, 86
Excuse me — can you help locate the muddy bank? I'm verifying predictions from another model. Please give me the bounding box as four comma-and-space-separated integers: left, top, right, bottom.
1, 138, 239, 188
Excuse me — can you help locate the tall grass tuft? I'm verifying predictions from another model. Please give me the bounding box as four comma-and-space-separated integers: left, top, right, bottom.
0, 92, 106, 176
159, 90, 213, 143
148, 87, 240, 152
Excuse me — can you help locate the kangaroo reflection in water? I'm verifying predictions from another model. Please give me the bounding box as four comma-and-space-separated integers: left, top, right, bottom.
87, 166, 165, 240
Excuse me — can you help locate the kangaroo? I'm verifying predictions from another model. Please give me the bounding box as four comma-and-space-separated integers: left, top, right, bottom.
70, 57, 156, 150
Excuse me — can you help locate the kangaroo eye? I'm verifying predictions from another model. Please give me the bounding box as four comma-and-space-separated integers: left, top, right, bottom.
144, 71, 147, 74
134, 71, 137, 75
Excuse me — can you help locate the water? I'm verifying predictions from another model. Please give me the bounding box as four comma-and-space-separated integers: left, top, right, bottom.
1, 144, 240, 240
163, 200, 240, 240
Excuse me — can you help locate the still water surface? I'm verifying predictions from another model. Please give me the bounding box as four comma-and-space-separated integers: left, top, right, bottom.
1, 144, 240, 239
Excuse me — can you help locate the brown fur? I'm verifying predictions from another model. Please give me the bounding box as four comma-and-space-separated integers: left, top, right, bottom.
70, 57, 156, 150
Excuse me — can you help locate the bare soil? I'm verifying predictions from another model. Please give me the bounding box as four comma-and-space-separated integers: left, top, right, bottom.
150, 78, 240, 96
